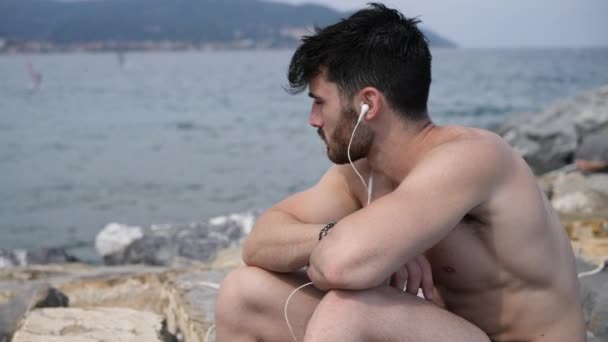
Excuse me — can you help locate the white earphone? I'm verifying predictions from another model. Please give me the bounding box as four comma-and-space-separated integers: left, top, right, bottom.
358, 103, 370, 123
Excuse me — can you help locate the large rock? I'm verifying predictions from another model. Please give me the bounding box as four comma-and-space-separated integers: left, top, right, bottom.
0, 245, 242, 342
576, 132, 608, 163
162, 269, 229, 342
0, 247, 79, 268
0, 264, 170, 341
0, 282, 68, 341
12, 307, 164, 342
567, 219, 608, 267
578, 258, 608, 341
538, 171, 608, 220
96, 211, 257, 266
498, 85, 608, 174
56, 267, 171, 313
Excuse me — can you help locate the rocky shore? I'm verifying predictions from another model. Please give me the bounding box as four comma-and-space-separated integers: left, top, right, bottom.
0, 212, 253, 342
1, 86, 607, 341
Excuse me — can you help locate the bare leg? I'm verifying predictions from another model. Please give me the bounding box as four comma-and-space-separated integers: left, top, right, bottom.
304, 286, 490, 342
215, 266, 324, 342
216, 267, 489, 342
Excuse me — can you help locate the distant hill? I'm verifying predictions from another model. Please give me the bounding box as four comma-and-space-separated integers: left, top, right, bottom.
0, 0, 457, 49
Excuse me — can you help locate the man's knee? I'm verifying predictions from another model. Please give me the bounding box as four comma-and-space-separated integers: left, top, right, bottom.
310, 289, 371, 324
317, 287, 415, 313
216, 266, 273, 318
216, 266, 276, 340
304, 290, 373, 341
309, 288, 420, 329
318, 289, 359, 309
306, 288, 444, 342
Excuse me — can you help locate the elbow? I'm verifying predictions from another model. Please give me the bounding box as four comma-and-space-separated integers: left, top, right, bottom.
309, 254, 353, 290
241, 213, 270, 267
241, 236, 258, 266
309, 250, 381, 290
320, 264, 350, 290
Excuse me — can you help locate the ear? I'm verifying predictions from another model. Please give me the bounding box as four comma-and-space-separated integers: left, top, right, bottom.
356, 87, 383, 121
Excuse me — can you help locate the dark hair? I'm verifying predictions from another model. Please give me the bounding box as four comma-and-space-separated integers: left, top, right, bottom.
287, 3, 432, 121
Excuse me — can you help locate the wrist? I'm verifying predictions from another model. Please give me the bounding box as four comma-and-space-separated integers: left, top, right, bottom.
319, 221, 337, 240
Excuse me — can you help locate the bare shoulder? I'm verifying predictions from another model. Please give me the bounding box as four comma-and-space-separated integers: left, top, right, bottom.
431, 126, 512, 163
406, 126, 515, 192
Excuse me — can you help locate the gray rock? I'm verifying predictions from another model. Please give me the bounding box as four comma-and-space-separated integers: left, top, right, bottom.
576, 131, 608, 162
592, 289, 608, 340
586, 173, 608, 195
552, 190, 608, 217
0, 282, 68, 341
94, 223, 144, 258
588, 332, 603, 342
577, 258, 608, 340
539, 171, 608, 219
498, 85, 608, 174
26, 248, 79, 265
0, 250, 21, 268
0, 262, 233, 342
34, 287, 69, 309
96, 210, 259, 266
163, 269, 228, 342
0, 248, 79, 268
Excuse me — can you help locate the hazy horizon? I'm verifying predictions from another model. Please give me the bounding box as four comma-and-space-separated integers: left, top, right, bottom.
269, 0, 608, 48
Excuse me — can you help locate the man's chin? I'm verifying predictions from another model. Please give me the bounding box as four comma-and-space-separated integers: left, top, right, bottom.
327, 151, 351, 165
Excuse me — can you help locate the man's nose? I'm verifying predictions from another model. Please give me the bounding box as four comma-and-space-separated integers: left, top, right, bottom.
309, 110, 322, 127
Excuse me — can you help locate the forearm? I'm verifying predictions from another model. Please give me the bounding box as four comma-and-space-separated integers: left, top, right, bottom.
307, 192, 447, 291
242, 208, 322, 272
307, 238, 389, 291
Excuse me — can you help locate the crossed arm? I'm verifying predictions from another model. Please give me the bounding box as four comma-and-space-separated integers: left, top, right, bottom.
245, 140, 506, 292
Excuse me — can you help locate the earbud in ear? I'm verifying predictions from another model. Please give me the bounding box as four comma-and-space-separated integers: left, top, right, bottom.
358, 103, 370, 123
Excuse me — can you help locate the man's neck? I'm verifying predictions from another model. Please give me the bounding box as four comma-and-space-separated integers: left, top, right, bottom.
365, 118, 437, 184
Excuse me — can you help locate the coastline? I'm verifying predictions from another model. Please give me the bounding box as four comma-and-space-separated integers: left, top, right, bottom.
0, 40, 300, 55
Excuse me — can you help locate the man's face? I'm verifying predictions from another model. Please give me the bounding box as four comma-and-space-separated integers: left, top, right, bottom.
308, 71, 373, 164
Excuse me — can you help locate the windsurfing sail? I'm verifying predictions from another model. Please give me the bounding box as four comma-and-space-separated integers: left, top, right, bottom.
25, 57, 43, 90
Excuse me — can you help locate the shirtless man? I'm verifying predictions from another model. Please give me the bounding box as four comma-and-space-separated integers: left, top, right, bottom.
215, 3, 585, 341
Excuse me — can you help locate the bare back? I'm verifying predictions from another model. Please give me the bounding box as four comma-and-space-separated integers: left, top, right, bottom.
347, 126, 585, 341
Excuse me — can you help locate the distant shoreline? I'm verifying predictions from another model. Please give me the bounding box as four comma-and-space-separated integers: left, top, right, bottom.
3, 42, 607, 55
0, 39, 461, 55
0, 39, 299, 55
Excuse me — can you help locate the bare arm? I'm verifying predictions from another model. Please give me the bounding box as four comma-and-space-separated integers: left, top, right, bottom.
307, 139, 509, 290
242, 165, 361, 272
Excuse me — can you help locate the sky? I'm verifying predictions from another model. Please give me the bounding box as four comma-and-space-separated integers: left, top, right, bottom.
270, 0, 608, 48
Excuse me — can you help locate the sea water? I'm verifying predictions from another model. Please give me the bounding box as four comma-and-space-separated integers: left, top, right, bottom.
1, 48, 607, 261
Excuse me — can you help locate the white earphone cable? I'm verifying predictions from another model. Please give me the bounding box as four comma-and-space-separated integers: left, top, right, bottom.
284, 281, 315, 342
346, 120, 373, 204
347, 117, 373, 205
284, 104, 374, 342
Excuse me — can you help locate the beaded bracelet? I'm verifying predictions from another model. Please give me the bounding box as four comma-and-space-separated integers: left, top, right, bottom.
319, 221, 337, 240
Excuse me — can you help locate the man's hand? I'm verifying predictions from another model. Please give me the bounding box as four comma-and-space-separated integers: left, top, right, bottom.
389, 255, 434, 301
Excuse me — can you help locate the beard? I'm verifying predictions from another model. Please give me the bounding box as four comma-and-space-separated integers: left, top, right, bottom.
318, 104, 374, 165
